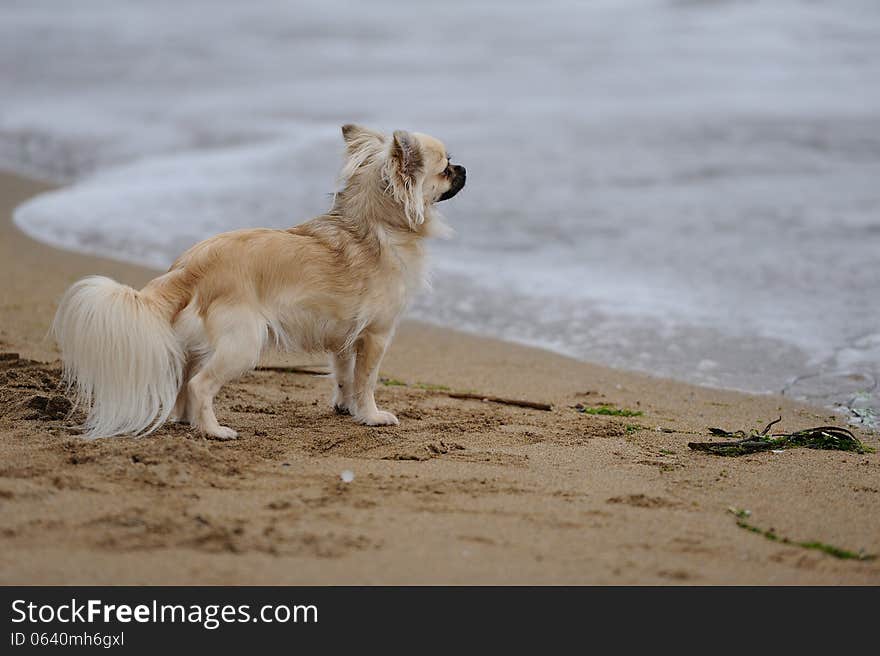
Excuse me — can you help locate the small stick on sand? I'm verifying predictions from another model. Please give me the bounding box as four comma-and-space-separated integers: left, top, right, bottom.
255, 365, 328, 376
260, 365, 551, 409
446, 391, 552, 411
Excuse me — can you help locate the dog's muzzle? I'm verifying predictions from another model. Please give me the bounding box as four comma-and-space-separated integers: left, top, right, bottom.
438, 164, 466, 202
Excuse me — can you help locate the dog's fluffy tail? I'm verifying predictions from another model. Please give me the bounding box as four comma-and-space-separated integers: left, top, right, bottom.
52, 275, 185, 438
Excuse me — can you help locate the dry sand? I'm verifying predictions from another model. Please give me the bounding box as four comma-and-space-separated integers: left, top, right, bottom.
0, 171, 878, 584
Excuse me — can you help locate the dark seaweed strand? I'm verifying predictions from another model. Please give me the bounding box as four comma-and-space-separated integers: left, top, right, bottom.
690, 424, 872, 456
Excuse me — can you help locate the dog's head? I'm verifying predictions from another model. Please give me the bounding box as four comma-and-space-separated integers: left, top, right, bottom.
339, 124, 466, 230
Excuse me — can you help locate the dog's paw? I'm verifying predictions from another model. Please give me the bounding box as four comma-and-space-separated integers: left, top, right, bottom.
332, 389, 353, 415
357, 410, 399, 426
205, 425, 238, 440
331, 395, 352, 415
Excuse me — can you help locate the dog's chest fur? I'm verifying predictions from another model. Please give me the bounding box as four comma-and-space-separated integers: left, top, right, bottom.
269, 219, 428, 353
373, 224, 428, 302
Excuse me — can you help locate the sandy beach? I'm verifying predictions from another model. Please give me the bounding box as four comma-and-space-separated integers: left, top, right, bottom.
0, 170, 878, 584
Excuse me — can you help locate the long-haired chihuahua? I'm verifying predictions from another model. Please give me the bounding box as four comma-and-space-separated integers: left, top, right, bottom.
52, 125, 466, 438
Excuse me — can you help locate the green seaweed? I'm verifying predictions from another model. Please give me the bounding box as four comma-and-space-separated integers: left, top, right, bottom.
728, 508, 874, 561
576, 404, 643, 417
414, 382, 451, 391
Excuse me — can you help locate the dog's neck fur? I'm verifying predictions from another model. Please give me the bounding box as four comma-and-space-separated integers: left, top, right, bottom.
316, 169, 436, 302
329, 165, 432, 237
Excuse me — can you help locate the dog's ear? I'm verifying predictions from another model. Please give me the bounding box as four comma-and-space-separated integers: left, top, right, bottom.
341, 124, 385, 152
389, 130, 423, 181
384, 130, 426, 229
339, 124, 385, 183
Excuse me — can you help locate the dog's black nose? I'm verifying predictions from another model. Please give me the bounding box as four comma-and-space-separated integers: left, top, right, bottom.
438, 164, 466, 202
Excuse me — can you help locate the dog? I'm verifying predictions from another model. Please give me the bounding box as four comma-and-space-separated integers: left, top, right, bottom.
52, 125, 466, 438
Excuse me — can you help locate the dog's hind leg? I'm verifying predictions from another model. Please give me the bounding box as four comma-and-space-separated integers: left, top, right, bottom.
186, 308, 265, 439
170, 361, 190, 423
170, 355, 207, 423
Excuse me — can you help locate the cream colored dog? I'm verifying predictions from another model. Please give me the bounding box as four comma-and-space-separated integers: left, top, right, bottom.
52, 125, 466, 438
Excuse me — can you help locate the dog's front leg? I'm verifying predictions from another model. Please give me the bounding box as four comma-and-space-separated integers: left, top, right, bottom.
330, 349, 355, 415
352, 331, 398, 426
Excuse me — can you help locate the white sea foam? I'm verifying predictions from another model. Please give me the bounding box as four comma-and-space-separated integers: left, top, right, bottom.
2, 0, 880, 411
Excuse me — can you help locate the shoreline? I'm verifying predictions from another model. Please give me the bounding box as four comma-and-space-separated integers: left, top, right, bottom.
0, 169, 775, 402
1, 169, 878, 584
9, 169, 871, 418
0, 170, 830, 420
